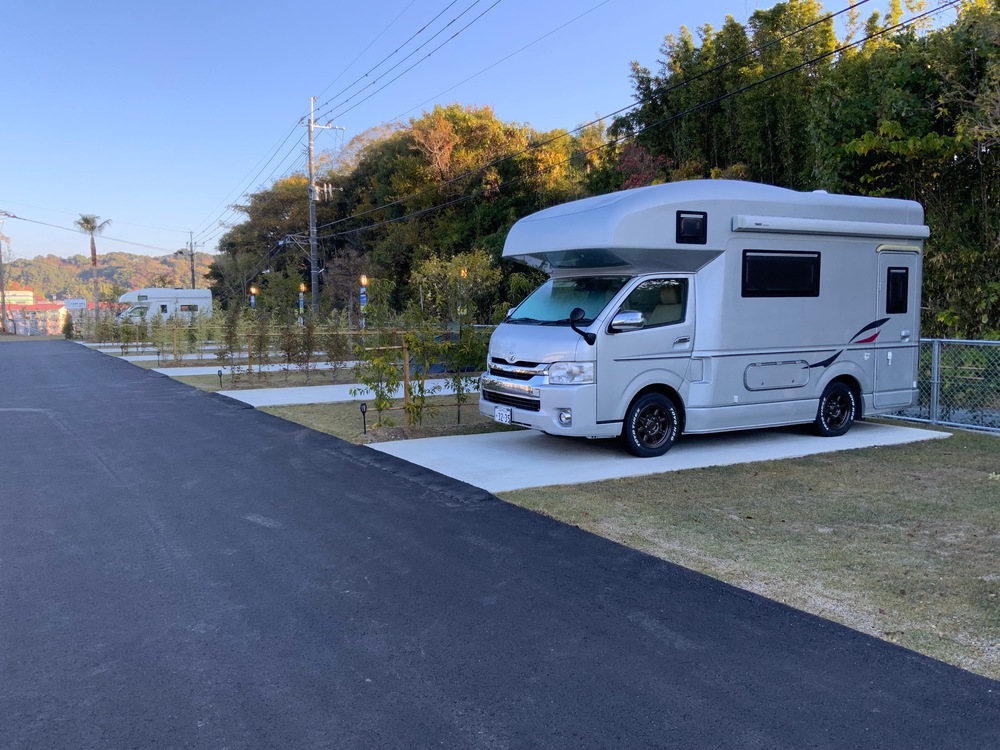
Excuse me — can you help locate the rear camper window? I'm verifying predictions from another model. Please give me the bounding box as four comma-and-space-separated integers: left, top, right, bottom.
886, 267, 909, 314
742, 250, 821, 298
180, 304, 199, 313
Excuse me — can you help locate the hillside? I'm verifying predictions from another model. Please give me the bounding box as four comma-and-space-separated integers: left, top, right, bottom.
4, 252, 214, 301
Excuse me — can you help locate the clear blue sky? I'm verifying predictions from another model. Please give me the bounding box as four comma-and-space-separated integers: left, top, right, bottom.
1, 0, 774, 261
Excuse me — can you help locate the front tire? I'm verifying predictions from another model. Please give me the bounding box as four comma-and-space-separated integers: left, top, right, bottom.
622, 393, 680, 457
814, 381, 856, 437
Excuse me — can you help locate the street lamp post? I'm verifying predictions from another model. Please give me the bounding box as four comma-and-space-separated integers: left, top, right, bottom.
298, 283, 306, 325
359, 275, 368, 330
458, 267, 468, 326
249, 286, 257, 309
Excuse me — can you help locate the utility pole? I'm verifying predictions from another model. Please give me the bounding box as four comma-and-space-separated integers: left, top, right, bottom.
0, 218, 8, 333
305, 97, 343, 314
177, 231, 204, 289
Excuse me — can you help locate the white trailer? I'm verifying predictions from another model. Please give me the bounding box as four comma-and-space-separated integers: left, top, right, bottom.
479, 180, 928, 456
116, 288, 212, 323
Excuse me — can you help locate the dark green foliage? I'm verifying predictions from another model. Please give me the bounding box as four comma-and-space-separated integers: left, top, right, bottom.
617, 1, 1000, 339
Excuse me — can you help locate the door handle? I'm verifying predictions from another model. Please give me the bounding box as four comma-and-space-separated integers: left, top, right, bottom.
900, 330, 911, 341
674, 336, 691, 346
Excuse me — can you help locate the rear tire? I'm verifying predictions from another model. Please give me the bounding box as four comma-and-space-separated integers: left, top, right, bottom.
622, 393, 680, 457
814, 381, 856, 437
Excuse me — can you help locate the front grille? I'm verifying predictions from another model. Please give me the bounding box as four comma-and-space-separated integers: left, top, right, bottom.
489, 358, 542, 380
482, 390, 541, 412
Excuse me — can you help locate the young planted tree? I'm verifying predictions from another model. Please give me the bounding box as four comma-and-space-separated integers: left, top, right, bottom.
277, 314, 303, 382
216, 306, 246, 385
351, 278, 400, 425
321, 309, 353, 381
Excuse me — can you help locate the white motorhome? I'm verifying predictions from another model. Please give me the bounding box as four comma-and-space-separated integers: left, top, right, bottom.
480, 180, 928, 457
116, 288, 212, 323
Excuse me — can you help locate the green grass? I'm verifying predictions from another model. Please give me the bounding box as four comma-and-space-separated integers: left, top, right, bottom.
174, 367, 357, 392
0, 334, 63, 342
261, 395, 519, 444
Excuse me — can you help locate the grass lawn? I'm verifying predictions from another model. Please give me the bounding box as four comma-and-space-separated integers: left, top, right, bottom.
0, 334, 63, 342
173, 365, 1000, 679
261, 395, 519, 444
174, 367, 357, 392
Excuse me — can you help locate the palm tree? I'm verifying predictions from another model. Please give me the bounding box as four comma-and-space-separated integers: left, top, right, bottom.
75, 214, 111, 324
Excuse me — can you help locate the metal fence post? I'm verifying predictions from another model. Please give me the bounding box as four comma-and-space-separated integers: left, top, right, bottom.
929, 339, 941, 425
401, 332, 411, 412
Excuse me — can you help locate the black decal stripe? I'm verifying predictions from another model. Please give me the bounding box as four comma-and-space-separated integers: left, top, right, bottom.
850, 318, 890, 341
809, 350, 843, 369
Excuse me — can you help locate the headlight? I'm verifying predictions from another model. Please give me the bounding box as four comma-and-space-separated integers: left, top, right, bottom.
547, 361, 595, 384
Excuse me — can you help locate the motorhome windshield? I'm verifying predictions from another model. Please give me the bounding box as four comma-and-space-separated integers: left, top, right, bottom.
508, 276, 631, 324
118, 306, 147, 320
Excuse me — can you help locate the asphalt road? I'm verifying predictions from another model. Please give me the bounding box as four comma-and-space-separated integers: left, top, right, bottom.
1, 340, 997, 749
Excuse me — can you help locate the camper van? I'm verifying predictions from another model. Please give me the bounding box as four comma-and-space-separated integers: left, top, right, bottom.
116, 288, 212, 323
479, 180, 928, 457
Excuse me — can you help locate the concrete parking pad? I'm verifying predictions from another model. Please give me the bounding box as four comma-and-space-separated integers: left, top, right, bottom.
218, 379, 455, 407
371, 421, 949, 492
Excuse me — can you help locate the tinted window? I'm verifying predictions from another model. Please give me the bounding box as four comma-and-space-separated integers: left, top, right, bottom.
676, 211, 707, 245
742, 250, 820, 297
886, 267, 908, 314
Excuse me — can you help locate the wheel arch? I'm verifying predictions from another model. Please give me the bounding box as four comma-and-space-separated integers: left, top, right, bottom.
627, 383, 686, 435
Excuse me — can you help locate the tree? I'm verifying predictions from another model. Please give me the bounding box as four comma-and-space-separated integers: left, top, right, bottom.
74, 214, 111, 320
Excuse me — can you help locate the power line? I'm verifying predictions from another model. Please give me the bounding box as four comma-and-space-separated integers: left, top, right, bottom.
0, 212, 181, 253
391, 0, 614, 122
314, 0, 419, 104
313, 0, 959, 242
191, 125, 307, 244
318, 0, 504, 123
194, 1, 425, 245
313, 0, 468, 119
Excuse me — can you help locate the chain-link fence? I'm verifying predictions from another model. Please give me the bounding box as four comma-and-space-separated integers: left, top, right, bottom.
889, 339, 1000, 433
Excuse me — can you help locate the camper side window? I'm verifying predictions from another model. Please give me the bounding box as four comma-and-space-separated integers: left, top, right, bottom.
180, 305, 199, 313
742, 250, 820, 297
618, 279, 687, 328
886, 267, 908, 314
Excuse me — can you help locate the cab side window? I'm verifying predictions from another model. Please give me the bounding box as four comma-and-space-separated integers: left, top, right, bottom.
619, 279, 687, 327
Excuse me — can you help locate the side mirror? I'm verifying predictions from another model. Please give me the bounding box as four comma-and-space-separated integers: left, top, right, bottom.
569, 307, 596, 346
609, 310, 645, 333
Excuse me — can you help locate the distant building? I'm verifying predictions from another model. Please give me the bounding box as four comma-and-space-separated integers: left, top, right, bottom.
5, 302, 67, 336
3, 289, 34, 305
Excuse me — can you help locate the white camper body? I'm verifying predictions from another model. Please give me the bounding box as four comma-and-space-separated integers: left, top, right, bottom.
479, 180, 928, 456
117, 288, 212, 323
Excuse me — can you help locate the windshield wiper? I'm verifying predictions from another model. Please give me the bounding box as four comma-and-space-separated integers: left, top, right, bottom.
506, 316, 544, 324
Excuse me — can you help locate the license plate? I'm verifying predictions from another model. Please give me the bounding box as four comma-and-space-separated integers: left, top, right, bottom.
494, 405, 512, 424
